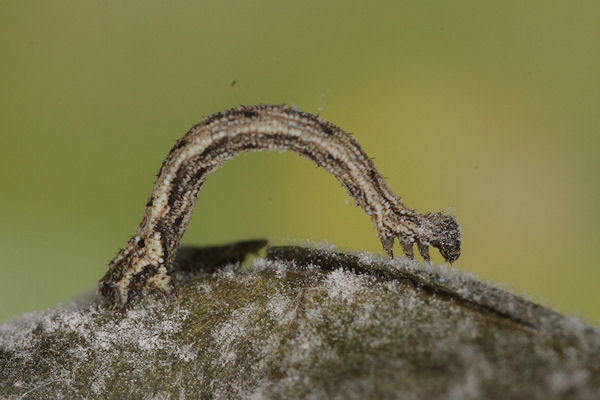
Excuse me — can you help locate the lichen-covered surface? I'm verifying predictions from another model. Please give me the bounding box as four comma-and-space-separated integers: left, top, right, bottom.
1, 242, 599, 399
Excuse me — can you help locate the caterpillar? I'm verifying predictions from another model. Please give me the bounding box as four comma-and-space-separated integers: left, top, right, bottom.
99, 104, 461, 310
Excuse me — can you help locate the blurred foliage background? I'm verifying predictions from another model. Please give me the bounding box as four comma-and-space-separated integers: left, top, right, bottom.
1, 1, 599, 325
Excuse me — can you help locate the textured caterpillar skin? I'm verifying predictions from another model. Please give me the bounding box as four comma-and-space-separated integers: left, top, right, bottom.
99, 104, 461, 310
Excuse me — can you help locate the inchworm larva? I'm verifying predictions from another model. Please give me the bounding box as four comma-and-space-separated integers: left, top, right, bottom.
99, 104, 461, 310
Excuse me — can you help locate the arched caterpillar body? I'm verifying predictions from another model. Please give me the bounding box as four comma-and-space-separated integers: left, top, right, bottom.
99, 104, 461, 310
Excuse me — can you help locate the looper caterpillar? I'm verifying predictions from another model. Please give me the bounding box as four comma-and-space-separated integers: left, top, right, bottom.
99, 104, 461, 310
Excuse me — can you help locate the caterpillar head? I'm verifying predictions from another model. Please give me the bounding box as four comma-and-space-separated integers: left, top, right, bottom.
424, 211, 462, 263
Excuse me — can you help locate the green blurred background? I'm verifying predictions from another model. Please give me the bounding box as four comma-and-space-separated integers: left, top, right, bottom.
1, 1, 599, 325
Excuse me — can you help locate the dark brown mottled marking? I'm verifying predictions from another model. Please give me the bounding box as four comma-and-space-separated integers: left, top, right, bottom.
318, 122, 335, 136
166, 175, 186, 210
242, 110, 259, 119
193, 167, 209, 182
173, 139, 187, 151
174, 215, 184, 227
127, 264, 159, 292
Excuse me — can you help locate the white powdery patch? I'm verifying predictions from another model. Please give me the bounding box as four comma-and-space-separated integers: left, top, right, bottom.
443, 347, 494, 400
351, 302, 382, 335
250, 258, 293, 277
208, 302, 288, 399
266, 292, 294, 325
175, 343, 197, 362
0, 314, 43, 353
211, 305, 257, 367
0, 294, 194, 396
15, 300, 187, 354
251, 256, 321, 275
556, 316, 600, 352
90, 303, 191, 354
197, 282, 213, 294
323, 268, 369, 303
213, 263, 243, 279
0, 300, 95, 353
546, 368, 590, 396
286, 329, 328, 367
289, 238, 340, 252
351, 248, 391, 266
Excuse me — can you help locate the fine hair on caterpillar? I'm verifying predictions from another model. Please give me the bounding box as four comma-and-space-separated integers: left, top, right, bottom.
99, 104, 461, 310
